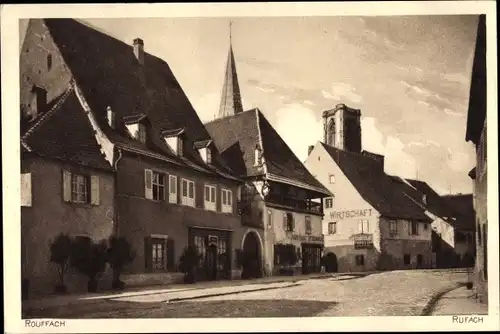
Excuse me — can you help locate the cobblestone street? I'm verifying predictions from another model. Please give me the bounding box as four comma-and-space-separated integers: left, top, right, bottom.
24, 269, 469, 318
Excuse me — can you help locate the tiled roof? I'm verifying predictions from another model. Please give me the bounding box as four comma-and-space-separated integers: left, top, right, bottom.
442, 194, 475, 230
194, 140, 213, 149
466, 14, 487, 144
41, 18, 238, 181
205, 109, 330, 195
405, 179, 474, 231
218, 43, 243, 118
21, 87, 113, 171
321, 143, 431, 221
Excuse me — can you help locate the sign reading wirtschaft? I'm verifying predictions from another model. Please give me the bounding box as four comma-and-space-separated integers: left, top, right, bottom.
330, 209, 373, 220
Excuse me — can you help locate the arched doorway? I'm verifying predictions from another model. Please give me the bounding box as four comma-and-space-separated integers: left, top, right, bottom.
324, 252, 338, 273
241, 231, 263, 279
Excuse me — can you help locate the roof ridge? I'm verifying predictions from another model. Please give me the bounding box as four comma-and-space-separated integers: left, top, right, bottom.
21, 82, 75, 141
255, 108, 268, 175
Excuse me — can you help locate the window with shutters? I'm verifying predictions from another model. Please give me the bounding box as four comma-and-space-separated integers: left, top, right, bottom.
144, 235, 173, 272
152, 171, 166, 201
221, 188, 233, 213
181, 178, 195, 207
204, 184, 217, 211
63, 170, 99, 205
168, 175, 177, 204
152, 239, 166, 270
71, 173, 89, 203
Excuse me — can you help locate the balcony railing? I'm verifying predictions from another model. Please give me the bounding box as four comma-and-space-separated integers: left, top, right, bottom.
265, 193, 323, 214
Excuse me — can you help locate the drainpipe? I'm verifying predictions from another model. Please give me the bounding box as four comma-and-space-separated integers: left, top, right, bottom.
113, 148, 123, 236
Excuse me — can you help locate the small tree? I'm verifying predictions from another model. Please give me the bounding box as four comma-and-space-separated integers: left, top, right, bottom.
107, 236, 135, 290
71, 238, 108, 293
178, 245, 200, 284
49, 233, 73, 294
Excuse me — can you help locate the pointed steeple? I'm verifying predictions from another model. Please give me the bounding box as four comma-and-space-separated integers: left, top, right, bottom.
218, 21, 244, 118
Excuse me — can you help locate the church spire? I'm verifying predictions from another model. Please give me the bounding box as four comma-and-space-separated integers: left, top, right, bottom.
217, 20, 244, 118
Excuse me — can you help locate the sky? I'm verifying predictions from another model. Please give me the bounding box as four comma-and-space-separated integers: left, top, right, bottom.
20, 15, 480, 195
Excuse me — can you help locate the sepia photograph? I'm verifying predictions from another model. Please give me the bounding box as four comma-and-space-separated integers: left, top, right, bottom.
2, 2, 499, 333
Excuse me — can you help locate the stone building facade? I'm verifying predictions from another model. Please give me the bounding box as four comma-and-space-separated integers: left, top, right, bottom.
20, 18, 261, 293
205, 35, 330, 276
305, 104, 433, 272
465, 14, 487, 304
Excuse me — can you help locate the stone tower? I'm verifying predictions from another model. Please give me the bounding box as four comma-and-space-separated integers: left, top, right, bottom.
217, 22, 244, 118
322, 103, 362, 153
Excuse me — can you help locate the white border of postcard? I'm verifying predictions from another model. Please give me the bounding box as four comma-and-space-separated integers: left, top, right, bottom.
2, 1, 499, 333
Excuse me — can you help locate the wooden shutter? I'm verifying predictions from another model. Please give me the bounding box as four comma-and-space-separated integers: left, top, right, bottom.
144, 236, 152, 272
283, 213, 287, 230
167, 238, 175, 272
62, 169, 72, 202
90, 175, 100, 205
21, 173, 32, 207
144, 169, 153, 200
291, 215, 295, 231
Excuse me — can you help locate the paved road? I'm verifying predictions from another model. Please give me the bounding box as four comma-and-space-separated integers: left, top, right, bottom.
432, 286, 488, 316
24, 269, 468, 318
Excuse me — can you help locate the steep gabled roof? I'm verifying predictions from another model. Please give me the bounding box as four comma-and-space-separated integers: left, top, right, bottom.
321, 142, 430, 221
40, 18, 238, 181
442, 194, 475, 226
404, 179, 474, 231
205, 109, 330, 195
465, 14, 487, 144
21, 86, 113, 171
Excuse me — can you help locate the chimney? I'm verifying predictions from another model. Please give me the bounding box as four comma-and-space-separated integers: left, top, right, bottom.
106, 106, 115, 129
308, 145, 314, 156
133, 38, 144, 65
361, 150, 385, 171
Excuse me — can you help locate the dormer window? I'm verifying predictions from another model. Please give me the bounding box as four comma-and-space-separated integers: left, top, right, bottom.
124, 113, 148, 144
254, 145, 262, 166
206, 148, 212, 164
194, 139, 213, 165
422, 194, 427, 205
162, 128, 185, 156
138, 124, 147, 144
